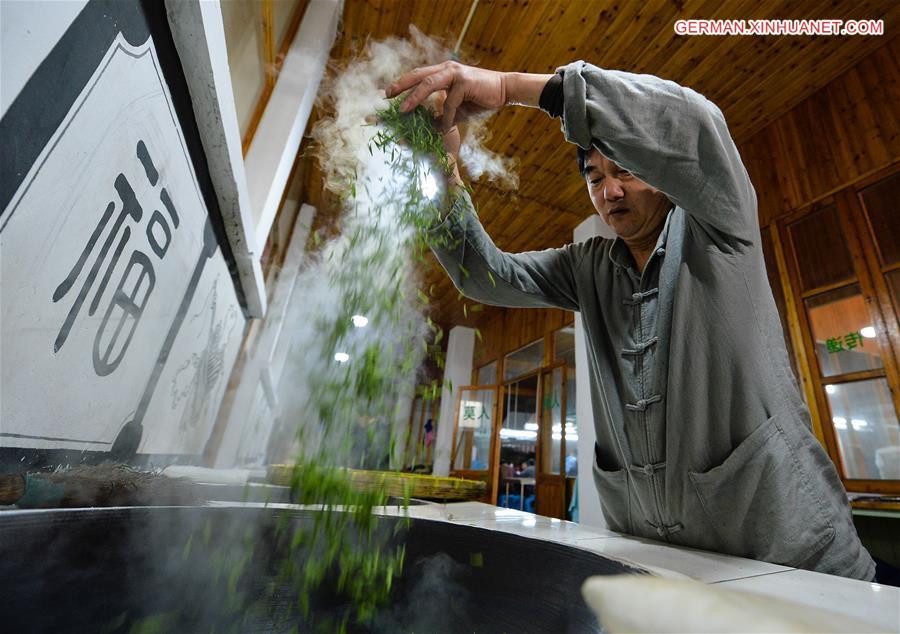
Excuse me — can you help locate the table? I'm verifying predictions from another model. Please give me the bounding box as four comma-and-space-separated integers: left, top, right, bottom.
504, 477, 536, 510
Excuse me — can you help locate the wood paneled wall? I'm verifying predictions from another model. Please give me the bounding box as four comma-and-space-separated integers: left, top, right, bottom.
741, 36, 900, 226
473, 306, 573, 369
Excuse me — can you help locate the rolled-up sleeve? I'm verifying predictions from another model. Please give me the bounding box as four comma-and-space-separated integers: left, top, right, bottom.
559, 61, 757, 245
427, 190, 583, 311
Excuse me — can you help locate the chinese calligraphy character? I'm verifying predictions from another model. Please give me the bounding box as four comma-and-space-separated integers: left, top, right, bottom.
53, 140, 180, 376
844, 331, 865, 350
826, 331, 868, 354
478, 407, 490, 421
826, 337, 844, 354
463, 405, 476, 420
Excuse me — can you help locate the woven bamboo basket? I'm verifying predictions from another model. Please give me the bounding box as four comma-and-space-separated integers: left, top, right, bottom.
266, 464, 486, 501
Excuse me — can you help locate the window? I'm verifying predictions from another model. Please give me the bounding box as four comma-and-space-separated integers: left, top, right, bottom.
825, 379, 899, 480
805, 285, 882, 377
860, 172, 900, 268
779, 171, 900, 492
221, 0, 308, 151
553, 327, 578, 479
476, 361, 497, 386
221, 0, 267, 138
539, 367, 563, 475
500, 373, 539, 470
504, 339, 544, 381
887, 270, 900, 316
553, 328, 576, 367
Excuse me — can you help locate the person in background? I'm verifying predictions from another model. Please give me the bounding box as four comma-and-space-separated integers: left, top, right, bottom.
517, 458, 535, 478
565, 452, 577, 477
385, 60, 876, 581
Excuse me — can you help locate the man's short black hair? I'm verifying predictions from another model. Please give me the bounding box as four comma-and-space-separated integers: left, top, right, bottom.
577, 146, 589, 177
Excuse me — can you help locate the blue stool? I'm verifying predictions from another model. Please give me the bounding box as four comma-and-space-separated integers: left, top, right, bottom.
524, 494, 536, 513
498, 494, 521, 509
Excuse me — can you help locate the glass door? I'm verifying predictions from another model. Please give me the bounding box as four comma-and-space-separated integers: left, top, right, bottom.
554, 328, 579, 519
536, 364, 566, 518
499, 372, 540, 512
450, 386, 498, 500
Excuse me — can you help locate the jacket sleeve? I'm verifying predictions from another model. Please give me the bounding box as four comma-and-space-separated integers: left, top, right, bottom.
427, 190, 583, 312
559, 61, 758, 246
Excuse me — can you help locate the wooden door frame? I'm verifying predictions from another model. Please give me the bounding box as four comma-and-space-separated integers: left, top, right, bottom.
767, 223, 827, 444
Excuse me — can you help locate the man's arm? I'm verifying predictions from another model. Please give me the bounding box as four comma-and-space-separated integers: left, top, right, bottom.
389, 61, 758, 246
556, 62, 758, 245
391, 75, 583, 313
427, 188, 583, 312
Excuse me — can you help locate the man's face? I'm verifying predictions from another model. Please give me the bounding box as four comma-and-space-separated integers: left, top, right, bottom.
583, 150, 671, 242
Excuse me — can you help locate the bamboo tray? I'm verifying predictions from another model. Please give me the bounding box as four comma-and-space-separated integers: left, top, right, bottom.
266, 464, 486, 501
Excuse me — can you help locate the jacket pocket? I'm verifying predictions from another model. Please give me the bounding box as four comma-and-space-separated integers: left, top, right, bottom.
688, 415, 834, 567
592, 461, 632, 534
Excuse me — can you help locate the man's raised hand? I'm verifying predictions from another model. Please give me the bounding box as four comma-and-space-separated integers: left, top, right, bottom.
386, 61, 507, 133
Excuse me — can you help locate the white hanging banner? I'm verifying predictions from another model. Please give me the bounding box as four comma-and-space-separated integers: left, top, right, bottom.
1, 34, 244, 456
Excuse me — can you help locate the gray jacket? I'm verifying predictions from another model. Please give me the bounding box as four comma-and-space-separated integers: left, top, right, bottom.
428, 61, 874, 580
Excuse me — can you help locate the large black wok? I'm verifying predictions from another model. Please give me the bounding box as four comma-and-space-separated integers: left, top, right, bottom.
0, 505, 643, 632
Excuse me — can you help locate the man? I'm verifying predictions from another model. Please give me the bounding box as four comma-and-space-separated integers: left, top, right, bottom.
386, 61, 874, 581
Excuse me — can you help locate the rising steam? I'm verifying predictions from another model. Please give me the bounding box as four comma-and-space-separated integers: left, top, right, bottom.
272, 27, 519, 468
311, 26, 518, 194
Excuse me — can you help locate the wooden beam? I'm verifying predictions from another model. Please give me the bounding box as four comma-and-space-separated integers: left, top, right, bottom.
165, 0, 267, 316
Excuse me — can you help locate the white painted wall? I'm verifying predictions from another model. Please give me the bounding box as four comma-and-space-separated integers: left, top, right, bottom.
0, 0, 88, 118
573, 214, 615, 528
432, 325, 475, 476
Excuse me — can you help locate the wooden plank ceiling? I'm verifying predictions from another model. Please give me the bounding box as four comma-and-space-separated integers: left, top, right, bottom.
298, 0, 898, 331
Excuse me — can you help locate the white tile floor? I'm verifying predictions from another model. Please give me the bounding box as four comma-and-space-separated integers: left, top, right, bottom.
395, 502, 900, 631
